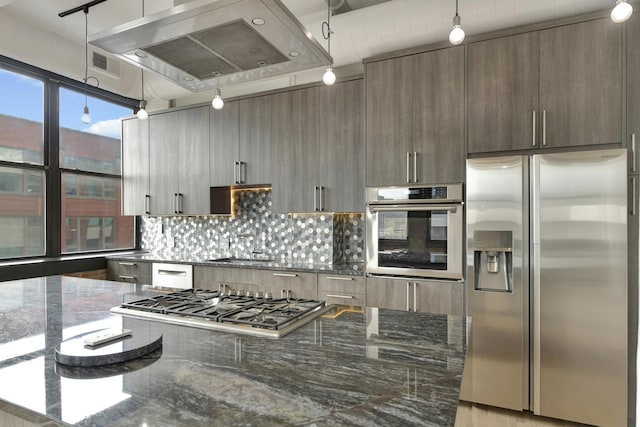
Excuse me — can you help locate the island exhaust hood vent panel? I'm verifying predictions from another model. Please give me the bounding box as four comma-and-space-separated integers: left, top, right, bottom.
89, 0, 332, 92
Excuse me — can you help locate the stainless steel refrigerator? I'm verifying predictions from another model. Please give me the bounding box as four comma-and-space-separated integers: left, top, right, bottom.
460, 149, 628, 426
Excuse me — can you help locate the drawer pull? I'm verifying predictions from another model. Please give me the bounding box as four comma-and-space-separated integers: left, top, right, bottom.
158, 270, 187, 276
119, 262, 137, 267
119, 275, 136, 280
273, 273, 297, 278
326, 294, 354, 299
326, 276, 354, 281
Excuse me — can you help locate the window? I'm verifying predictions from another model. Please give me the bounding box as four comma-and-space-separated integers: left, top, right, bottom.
0, 58, 137, 260
59, 88, 134, 255
0, 68, 45, 257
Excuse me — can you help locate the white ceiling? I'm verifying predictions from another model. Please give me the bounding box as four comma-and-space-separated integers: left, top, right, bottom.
0, 0, 626, 108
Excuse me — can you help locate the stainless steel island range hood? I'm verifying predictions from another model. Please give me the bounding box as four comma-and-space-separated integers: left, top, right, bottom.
89, 0, 332, 91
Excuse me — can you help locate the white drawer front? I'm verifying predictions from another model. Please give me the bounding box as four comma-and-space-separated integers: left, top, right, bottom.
152, 263, 193, 289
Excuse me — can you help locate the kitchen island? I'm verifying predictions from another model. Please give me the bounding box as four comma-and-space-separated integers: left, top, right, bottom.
0, 276, 468, 426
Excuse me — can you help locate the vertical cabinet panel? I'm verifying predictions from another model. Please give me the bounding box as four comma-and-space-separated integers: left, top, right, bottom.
366, 276, 410, 311
239, 96, 272, 185
178, 106, 210, 214
271, 87, 326, 213
365, 56, 413, 186
323, 79, 365, 212
413, 46, 465, 184
210, 101, 240, 187
539, 19, 622, 148
467, 33, 539, 153
149, 112, 180, 214
122, 118, 149, 216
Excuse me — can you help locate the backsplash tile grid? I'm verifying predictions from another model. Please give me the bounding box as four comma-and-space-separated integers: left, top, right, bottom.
140, 190, 363, 264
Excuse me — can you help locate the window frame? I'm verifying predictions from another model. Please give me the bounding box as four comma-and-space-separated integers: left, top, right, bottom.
0, 54, 139, 261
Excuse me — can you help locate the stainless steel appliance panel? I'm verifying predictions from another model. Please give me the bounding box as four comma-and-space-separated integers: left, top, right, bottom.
366, 184, 464, 280
461, 156, 528, 410
533, 150, 627, 426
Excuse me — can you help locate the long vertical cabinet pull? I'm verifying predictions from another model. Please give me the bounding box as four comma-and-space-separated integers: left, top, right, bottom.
406, 282, 410, 311
173, 193, 178, 214
413, 152, 418, 183
145, 195, 150, 215
631, 176, 637, 216
413, 281, 417, 312
178, 193, 184, 214
532, 111, 537, 146
234, 161, 240, 184
632, 134, 637, 173
239, 161, 246, 184
542, 110, 547, 146
313, 186, 319, 211
406, 152, 412, 183
319, 186, 324, 211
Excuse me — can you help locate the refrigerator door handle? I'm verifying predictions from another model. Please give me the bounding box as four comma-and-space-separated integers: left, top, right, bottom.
531, 156, 541, 414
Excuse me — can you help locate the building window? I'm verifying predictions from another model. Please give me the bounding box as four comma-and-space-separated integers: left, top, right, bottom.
0, 59, 136, 260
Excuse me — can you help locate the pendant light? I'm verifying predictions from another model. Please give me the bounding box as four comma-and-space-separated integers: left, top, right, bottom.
81, 7, 92, 124
611, 0, 633, 23
136, 0, 148, 120
322, 0, 336, 86
212, 88, 224, 110
449, 0, 465, 46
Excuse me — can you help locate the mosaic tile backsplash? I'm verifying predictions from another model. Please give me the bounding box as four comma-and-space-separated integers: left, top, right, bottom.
140, 189, 364, 265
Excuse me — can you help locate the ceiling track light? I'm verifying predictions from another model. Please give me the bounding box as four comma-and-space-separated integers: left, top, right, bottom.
137, 0, 148, 120
212, 88, 224, 110
322, 0, 336, 86
449, 0, 465, 46
611, 0, 633, 23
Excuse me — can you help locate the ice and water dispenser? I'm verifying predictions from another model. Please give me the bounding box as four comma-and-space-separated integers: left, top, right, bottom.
473, 230, 513, 292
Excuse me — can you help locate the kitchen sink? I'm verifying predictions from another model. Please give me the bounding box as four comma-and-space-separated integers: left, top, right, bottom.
208, 257, 275, 263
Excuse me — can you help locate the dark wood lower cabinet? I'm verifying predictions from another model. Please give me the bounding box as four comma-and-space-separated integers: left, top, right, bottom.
366, 276, 463, 316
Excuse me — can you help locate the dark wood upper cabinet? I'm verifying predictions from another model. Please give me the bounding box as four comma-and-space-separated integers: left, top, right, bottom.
365, 56, 413, 187
271, 80, 364, 213
467, 32, 539, 153
366, 47, 465, 186
539, 19, 622, 148
468, 18, 622, 154
121, 117, 149, 216
149, 107, 209, 215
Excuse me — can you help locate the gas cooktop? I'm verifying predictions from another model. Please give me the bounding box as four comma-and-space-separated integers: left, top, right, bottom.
111, 289, 329, 338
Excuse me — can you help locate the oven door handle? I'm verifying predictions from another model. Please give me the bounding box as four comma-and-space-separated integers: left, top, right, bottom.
367, 204, 458, 213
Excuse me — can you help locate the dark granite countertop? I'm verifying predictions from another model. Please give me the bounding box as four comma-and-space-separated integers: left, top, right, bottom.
107, 252, 364, 276
0, 276, 468, 426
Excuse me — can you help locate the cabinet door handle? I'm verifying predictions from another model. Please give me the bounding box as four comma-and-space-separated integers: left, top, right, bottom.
118, 275, 136, 281
413, 152, 418, 183
158, 269, 186, 276
542, 110, 547, 146
406, 282, 410, 311
632, 134, 637, 173
273, 273, 297, 278
406, 152, 411, 183
240, 161, 246, 184
119, 262, 137, 267
145, 194, 150, 215
532, 111, 537, 147
326, 276, 354, 281
631, 176, 637, 216
313, 186, 319, 211
178, 193, 184, 214
173, 193, 178, 214
234, 161, 240, 184
319, 186, 324, 211
326, 294, 354, 299
413, 281, 417, 312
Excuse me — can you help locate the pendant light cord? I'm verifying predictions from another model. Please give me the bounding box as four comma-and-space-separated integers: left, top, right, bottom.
322, 1, 331, 56
141, 0, 145, 101
455, 0, 459, 18
84, 7, 89, 105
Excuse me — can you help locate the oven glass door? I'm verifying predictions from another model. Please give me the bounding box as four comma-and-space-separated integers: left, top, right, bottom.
366, 204, 463, 279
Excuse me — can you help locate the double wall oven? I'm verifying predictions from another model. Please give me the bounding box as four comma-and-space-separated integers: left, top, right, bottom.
366, 184, 464, 280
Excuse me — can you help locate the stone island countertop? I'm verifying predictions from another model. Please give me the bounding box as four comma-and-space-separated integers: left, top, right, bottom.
0, 276, 468, 426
